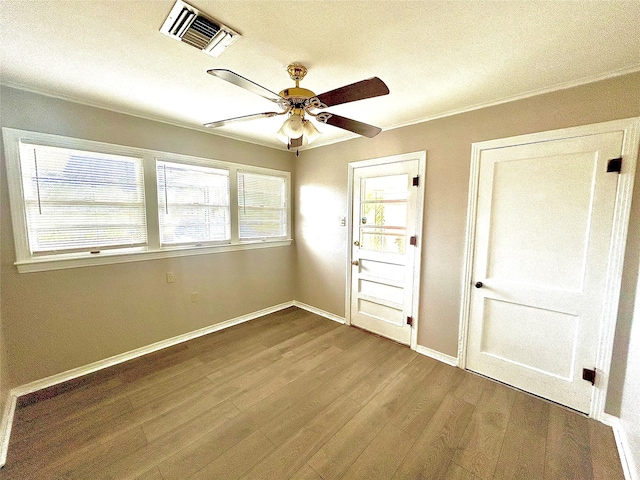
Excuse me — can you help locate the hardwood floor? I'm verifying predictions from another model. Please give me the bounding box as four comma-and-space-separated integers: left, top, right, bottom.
2, 307, 624, 479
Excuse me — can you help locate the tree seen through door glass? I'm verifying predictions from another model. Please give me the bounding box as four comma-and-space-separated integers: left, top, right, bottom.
360, 174, 408, 253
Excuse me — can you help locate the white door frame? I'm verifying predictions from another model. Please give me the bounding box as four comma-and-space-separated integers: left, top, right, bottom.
346, 151, 426, 350
458, 117, 640, 420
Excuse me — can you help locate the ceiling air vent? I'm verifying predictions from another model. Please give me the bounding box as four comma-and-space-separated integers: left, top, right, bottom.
160, 0, 240, 58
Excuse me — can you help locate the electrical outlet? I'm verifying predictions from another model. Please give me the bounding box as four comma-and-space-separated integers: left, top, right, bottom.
191, 292, 199, 303
166, 272, 175, 283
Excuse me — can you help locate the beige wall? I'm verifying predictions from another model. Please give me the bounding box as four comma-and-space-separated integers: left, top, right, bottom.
0, 86, 296, 387
295, 72, 640, 411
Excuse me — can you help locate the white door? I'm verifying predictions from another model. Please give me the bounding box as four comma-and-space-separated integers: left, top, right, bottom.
466, 131, 624, 413
350, 159, 419, 345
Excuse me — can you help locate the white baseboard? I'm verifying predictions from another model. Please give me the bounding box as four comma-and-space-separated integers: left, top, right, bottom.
0, 392, 17, 468
0, 300, 295, 467
415, 345, 459, 367
602, 414, 637, 480
293, 301, 346, 324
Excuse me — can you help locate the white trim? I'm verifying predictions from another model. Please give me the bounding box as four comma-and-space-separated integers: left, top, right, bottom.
345, 151, 426, 350
601, 414, 637, 480
415, 345, 459, 367
293, 301, 346, 324
457, 141, 482, 369
0, 393, 17, 468
457, 117, 640, 422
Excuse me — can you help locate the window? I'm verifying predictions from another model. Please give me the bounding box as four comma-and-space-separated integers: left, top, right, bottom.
3, 128, 291, 272
157, 161, 230, 246
238, 172, 287, 240
18, 143, 147, 255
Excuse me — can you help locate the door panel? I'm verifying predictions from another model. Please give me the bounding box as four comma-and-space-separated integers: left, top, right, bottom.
350, 160, 418, 345
466, 131, 623, 413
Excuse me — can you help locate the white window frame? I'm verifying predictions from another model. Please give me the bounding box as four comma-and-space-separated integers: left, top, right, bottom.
3, 128, 292, 273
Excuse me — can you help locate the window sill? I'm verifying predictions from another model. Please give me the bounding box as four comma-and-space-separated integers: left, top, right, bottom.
14, 239, 293, 273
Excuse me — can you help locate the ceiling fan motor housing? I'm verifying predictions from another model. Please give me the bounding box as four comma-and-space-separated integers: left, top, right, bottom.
279, 87, 316, 107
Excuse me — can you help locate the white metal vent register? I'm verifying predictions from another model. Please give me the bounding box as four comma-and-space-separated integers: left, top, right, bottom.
160, 0, 240, 58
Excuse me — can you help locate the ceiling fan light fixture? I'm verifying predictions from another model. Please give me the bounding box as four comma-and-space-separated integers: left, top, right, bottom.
276, 124, 290, 144
281, 113, 304, 138
302, 119, 321, 145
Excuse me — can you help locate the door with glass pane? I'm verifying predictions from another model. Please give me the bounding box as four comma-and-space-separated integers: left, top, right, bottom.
350, 159, 419, 345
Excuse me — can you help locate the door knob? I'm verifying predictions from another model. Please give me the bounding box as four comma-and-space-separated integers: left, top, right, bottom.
475, 281, 483, 288
353, 240, 360, 246
351, 260, 359, 266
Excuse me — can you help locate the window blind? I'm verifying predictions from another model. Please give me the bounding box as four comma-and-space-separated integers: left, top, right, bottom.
157, 160, 230, 246
238, 172, 287, 239
18, 143, 147, 255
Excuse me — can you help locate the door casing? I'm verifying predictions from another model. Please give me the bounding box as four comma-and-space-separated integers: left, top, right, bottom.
346, 151, 426, 350
458, 117, 640, 420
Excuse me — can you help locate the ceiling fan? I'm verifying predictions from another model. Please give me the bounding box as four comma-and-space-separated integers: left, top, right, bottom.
204, 63, 390, 151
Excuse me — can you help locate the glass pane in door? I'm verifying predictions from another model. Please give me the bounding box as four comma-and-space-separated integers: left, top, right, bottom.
359, 174, 408, 253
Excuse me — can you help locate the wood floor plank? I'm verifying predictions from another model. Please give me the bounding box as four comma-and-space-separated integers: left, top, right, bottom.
186, 429, 276, 480
13, 375, 124, 428
7, 396, 135, 469
345, 343, 418, 406
306, 392, 395, 480
157, 411, 259, 480
451, 371, 489, 406
453, 381, 516, 478
545, 404, 594, 480
387, 360, 465, 438
444, 463, 480, 480
588, 418, 625, 480
100, 401, 244, 480
493, 391, 548, 480
259, 335, 397, 446
242, 395, 362, 480
132, 466, 165, 480
392, 394, 475, 479
140, 381, 236, 441
308, 355, 437, 480
13, 356, 208, 451
50, 427, 149, 480
4, 308, 625, 480
341, 422, 414, 480
291, 464, 324, 480
230, 345, 343, 411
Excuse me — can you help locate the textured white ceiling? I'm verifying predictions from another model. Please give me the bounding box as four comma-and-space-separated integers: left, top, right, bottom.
1, 1, 639, 151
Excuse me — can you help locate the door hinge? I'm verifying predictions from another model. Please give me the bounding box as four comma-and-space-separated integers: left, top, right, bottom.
406, 316, 414, 326
582, 368, 596, 386
607, 157, 622, 173
412, 175, 419, 187
409, 235, 417, 246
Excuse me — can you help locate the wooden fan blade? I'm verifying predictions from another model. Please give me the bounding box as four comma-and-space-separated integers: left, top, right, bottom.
207, 69, 287, 106
204, 112, 280, 128
308, 77, 389, 109
315, 113, 382, 138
